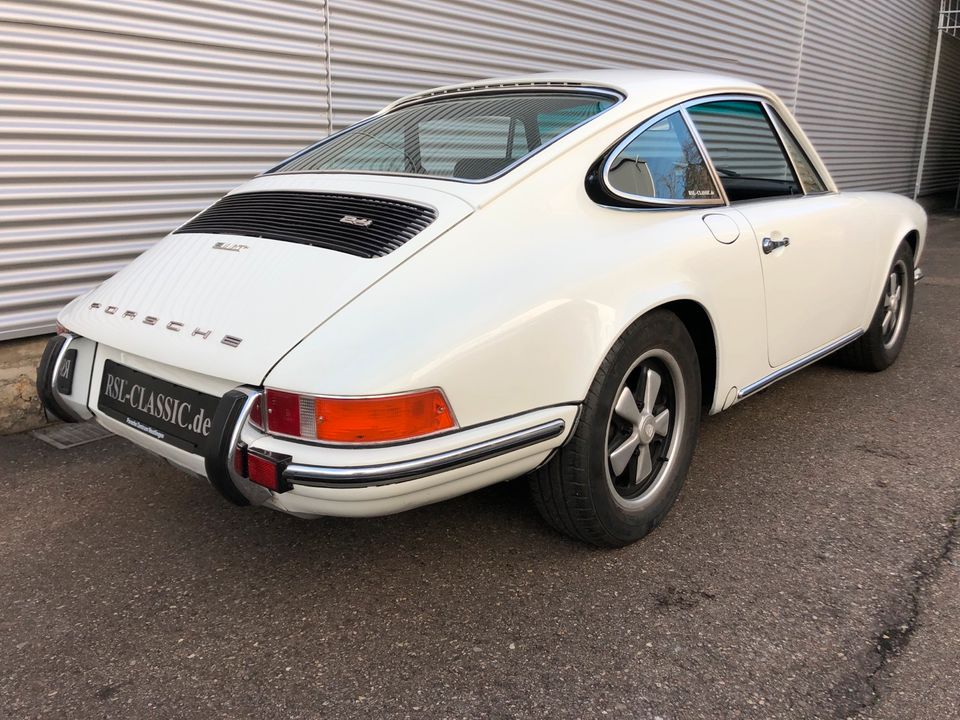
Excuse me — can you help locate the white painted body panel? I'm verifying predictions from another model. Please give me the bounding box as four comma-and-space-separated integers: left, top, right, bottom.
58, 177, 475, 385
84, 342, 576, 515
52, 70, 928, 518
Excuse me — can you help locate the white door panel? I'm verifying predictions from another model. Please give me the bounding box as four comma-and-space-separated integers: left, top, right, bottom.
734, 195, 873, 367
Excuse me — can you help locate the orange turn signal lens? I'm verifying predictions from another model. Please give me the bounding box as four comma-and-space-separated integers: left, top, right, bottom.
313, 389, 455, 443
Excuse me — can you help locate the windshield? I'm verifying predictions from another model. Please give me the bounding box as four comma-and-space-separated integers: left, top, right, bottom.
270, 91, 618, 181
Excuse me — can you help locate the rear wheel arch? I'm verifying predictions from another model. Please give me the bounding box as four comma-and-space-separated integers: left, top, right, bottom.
587, 299, 719, 415
532, 308, 703, 546
658, 300, 717, 412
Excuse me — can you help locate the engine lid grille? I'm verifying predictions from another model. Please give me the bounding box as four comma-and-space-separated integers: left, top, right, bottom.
174, 191, 438, 259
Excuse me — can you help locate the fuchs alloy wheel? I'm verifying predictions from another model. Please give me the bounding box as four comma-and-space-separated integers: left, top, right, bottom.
838, 239, 915, 372
530, 310, 701, 547
605, 350, 685, 509
880, 258, 910, 349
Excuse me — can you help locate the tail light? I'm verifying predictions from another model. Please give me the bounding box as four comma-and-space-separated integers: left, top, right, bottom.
263, 388, 456, 444
266, 389, 301, 436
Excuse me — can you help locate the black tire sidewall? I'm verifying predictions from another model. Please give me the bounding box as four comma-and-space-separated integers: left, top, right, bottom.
867, 242, 915, 368
578, 310, 701, 543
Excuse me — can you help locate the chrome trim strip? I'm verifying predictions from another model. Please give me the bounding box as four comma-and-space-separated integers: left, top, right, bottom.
681, 105, 731, 206
759, 100, 806, 194
222, 387, 274, 506
598, 91, 839, 210
225, 389, 259, 481
758, 100, 832, 196
48, 332, 93, 422
600, 104, 726, 207
284, 418, 566, 487
50, 332, 77, 397
737, 330, 864, 400
389, 83, 624, 110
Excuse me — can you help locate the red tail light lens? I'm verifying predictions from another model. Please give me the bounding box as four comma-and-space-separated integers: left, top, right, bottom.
265, 389, 301, 437
263, 388, 456, 444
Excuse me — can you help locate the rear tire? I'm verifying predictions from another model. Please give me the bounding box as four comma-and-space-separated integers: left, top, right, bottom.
838, 240, 914, 372
530, 310, 701, 547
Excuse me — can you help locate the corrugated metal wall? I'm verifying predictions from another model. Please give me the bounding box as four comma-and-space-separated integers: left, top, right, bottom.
0, 0, 329, 340
326, 0, 806, 129
1, 0, 956, 340
920, 35, 960, 196
793, 0, 940, 194
327, 1, 950, 196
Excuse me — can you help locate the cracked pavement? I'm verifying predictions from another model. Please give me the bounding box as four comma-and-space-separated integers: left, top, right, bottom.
1, 214, 959, 719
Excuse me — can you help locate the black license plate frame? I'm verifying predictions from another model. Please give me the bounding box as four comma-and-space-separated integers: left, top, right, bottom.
98, 360, 220, 454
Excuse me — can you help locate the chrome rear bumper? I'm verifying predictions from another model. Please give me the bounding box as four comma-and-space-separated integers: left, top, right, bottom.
283, 419, 565, 487
209, 387, 576, 516
38, 334, 576, 518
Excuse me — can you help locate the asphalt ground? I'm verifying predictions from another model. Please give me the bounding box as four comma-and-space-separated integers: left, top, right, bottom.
1, 215, 958, 720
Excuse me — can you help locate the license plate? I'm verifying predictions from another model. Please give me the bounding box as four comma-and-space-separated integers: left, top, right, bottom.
98, 360, 220, 453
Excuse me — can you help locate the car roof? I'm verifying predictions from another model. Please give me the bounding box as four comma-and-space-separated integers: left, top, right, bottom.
387, 69, 769, 112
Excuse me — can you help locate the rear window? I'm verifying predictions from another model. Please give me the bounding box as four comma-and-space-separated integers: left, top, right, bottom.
270, 91, 618, 181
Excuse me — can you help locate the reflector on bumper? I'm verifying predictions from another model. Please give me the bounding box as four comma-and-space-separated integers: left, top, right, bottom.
247, 449, 291, 493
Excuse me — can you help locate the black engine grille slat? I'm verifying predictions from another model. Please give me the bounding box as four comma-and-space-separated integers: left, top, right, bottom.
175, 191, 437, 259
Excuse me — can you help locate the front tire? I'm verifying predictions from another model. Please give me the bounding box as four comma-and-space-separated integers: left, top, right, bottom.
530, 310, 701, 547
838, 240, 914, 372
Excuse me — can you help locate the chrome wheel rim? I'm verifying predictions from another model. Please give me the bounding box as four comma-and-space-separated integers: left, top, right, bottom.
881, 259, 908, 349
604, 349, 685, 510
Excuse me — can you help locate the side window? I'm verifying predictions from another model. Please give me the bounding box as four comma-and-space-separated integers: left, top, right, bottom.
686, 100, 802, 202
605, 111, 720, 203
767, 109, 828, 193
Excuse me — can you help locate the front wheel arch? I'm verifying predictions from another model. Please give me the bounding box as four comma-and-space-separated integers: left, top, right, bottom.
903, 229, 919, 260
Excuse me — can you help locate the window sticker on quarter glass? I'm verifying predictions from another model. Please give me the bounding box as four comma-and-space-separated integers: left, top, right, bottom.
607, 112, 719, 201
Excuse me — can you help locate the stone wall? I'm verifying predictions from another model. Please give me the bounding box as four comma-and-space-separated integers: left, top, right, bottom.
0, 337, 50, 435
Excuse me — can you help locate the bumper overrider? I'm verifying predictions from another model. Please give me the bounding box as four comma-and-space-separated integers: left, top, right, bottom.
37, 335, 576, 517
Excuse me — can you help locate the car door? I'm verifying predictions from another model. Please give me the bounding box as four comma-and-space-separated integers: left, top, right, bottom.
686, 98, 874, 368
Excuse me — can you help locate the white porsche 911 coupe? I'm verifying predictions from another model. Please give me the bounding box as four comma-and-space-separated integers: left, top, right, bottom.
38, 70, 925, 546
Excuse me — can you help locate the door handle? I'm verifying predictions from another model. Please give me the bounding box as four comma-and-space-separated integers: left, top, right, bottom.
762, 236, 790, 254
